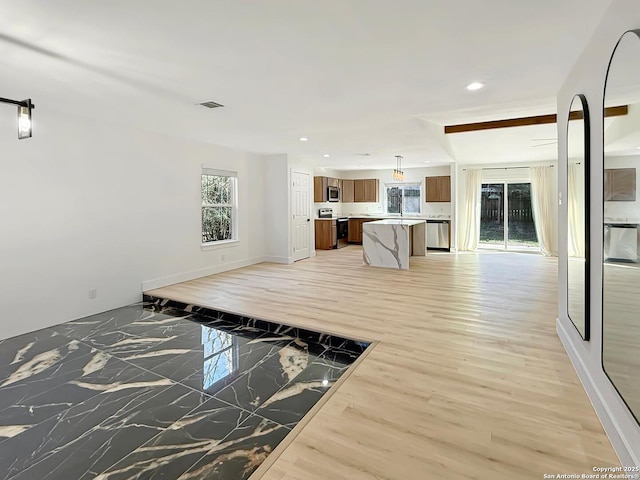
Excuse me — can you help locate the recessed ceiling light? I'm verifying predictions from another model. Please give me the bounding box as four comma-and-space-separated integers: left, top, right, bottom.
359, 164, 365, 168
424, 161, 431, 164
323, 154, 330, 158
466, 82, 486, 91
299, 137, 309, 142
636, 146, 640, 150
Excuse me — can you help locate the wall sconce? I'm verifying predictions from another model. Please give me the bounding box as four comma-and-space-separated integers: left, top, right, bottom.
0, 97, 34, 139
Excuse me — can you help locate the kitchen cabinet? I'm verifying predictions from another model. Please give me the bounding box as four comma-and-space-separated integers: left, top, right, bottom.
314, 177, 327, 202
348, 218, 382, 244
364, 179, 379, 202
342, 180, 355, 203
604, 168, 636, 201
425, 176, 451, 202
354, 180, 365, 202
354, 179, 379, 202
314, 176, 341, 202
315, 219, 336, 250
315, 176, 378, 203
327, 177, 339, 188
348, 218, 359, 242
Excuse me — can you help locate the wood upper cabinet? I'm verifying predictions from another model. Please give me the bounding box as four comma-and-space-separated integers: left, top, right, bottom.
314, 176, 341, 202
604, 168, 636, 201
354, 179, 379, 202
342, 180, 355, 203
314, 176, 378, 203
314, 176, 327, 202
363, 179, 379, 202
425, 176, 451, 202
315, 219, 336, 249
354, 180, 365, 202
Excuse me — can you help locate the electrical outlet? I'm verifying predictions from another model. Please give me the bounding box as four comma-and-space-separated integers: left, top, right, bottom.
221, 254, 226, 262
88, 288, 97, 299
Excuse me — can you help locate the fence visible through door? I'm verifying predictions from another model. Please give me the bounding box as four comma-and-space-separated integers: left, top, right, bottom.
480, 182, 539, 251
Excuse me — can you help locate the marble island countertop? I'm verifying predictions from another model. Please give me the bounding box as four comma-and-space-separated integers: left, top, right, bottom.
362, 219, 426, 269
367, 219, 426, 226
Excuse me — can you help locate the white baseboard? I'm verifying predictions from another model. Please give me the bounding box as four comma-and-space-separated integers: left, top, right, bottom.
261, 256, 293, 264
142, 256, 265, 291
556, 318, 638, 467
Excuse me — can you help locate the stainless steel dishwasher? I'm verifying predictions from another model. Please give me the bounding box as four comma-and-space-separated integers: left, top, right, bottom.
426, 220, 450, 251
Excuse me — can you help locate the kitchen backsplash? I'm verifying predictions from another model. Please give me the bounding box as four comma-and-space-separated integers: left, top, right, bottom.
314, 201, 451, 218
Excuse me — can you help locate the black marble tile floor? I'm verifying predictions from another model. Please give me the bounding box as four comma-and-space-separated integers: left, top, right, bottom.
0, 301, 368, 480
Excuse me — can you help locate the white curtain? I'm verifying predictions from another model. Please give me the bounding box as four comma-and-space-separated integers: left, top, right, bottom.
567, 163, 585, 258
530, 166, 558, 256
460, 169, 482, 251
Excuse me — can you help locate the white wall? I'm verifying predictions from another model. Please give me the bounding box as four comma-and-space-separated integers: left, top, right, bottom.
557, 0, 640, 466
263, 155, 291, 263
0, 106, 275, 340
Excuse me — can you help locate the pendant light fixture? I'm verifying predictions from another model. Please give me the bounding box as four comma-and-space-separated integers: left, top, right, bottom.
0, 97, 34, 139
393, 155, 405, 181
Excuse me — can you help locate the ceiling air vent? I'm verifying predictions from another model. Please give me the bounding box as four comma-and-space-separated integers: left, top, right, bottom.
199, 101, 224, 109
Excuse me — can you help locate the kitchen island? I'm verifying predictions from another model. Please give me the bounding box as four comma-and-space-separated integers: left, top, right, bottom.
362, 219, 426, 269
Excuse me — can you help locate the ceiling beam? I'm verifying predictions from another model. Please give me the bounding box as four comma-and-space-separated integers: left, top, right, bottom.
444, 105, 628, 134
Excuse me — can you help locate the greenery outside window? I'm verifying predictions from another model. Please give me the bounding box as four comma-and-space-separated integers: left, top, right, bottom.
201, 168, 237, 244
385, 183, 421, 214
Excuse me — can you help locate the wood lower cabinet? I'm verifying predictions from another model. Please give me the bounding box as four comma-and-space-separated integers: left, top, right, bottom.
348, 219, 359, 242
348, 218, 382, 244
425, 176, 451, 202
315, 220, 336, 250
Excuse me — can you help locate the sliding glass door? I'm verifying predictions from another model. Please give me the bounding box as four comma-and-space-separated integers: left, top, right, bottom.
480, 182, 538, 251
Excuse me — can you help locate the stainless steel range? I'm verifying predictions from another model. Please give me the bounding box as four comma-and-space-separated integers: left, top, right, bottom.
318, 208, 348, 248
318, 208, 333, 219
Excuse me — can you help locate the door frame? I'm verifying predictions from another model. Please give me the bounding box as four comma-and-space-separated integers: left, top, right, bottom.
290, 168, 314, 262
480, 181, 539, 252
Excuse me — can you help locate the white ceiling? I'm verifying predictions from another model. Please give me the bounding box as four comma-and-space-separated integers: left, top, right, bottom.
0, 0, 614, 169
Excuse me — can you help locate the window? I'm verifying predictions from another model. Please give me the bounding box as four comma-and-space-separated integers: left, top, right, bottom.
201, 325, 237, 390
385, 183, 421, 214
201, 168, 237, 244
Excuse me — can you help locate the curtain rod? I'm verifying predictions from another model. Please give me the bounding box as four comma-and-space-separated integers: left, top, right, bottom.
462, 165, 555, 171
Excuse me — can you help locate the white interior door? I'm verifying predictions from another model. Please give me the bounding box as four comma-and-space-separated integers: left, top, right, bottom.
292, 171, 311, 261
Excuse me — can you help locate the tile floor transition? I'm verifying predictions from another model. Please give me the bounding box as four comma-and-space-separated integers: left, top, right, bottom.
0, 300, 369, 479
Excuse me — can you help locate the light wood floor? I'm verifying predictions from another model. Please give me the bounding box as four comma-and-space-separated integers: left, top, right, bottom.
147, 246, 619, 480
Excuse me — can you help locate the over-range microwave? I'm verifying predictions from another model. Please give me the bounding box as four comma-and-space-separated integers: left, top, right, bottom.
328, 186, 340, 202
